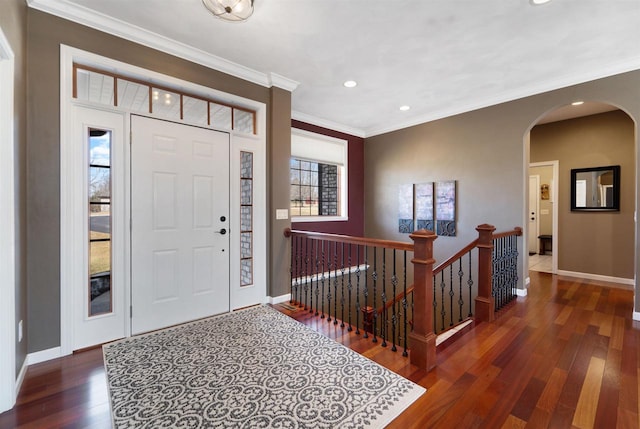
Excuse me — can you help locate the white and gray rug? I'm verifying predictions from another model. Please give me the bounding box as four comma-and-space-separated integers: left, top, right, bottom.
103, 305, 425, 428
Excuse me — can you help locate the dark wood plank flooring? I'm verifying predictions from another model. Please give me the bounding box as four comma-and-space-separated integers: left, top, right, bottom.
1, 271, 639, 428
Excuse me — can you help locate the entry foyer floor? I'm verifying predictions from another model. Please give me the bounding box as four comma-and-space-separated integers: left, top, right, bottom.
1, 271, 639, 428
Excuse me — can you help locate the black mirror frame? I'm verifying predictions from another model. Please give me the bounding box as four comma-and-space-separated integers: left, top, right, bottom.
570, 165, 620, 212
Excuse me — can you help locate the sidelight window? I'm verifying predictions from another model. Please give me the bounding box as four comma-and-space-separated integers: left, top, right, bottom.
88, 128, 113, 316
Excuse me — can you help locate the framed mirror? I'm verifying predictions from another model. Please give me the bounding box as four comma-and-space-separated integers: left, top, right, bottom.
570, 165, 620, 211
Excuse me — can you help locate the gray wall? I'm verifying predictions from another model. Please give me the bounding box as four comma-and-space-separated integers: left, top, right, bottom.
25, 9, 286, 353
364, 72, 640, 309
269, 87, 292, 298
531, 111, 635, 279
0, 0, 28, 378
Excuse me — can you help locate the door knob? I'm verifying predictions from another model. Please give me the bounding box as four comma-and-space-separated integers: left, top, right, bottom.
216, 228, 227, 235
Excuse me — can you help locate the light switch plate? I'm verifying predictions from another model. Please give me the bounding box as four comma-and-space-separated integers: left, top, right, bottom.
276, 209, 289, 220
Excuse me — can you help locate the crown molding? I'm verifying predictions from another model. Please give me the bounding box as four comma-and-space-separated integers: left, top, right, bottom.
27, 0, 288, 89
292, 111, 366, 138
269, 73, 299, 92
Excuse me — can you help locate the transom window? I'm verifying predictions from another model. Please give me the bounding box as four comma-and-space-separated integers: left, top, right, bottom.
73, 64, 256, 134
290, 129, 347, 221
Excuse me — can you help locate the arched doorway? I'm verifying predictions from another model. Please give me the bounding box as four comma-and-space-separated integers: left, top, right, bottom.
525, 102, 636, 287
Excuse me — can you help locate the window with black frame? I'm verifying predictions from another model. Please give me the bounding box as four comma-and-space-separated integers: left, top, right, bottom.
290, 159, 340, 217
290, 129, 347, 220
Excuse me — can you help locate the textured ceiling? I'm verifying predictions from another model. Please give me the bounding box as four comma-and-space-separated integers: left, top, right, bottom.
29, 0, 640, 136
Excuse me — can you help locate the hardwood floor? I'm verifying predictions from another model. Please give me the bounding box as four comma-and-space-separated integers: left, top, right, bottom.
1, 271, 639, 428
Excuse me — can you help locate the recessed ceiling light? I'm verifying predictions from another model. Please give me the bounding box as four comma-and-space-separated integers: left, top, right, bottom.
399, 105, 411, 111
530, 0, 551, 5
571, 101, 584, 106
343, 80, 357, 88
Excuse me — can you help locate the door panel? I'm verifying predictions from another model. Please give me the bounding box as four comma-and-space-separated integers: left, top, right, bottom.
131, 116, 230, 335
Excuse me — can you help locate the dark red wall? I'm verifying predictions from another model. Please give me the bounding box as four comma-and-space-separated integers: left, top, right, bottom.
291, 120, 365, 237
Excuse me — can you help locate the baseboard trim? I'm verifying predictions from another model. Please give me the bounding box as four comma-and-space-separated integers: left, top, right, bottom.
27, 346, 61, 366
15, 357, 27, 398
515, 288, 528, 297
556, 270, 634, 287
269, 293, 291, 305
633, 311, 640, 322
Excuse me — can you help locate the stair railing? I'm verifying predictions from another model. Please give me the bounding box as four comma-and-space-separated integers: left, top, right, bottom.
283, 224, 522, 372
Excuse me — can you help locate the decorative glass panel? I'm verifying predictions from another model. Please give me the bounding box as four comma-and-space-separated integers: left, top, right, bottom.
241, 178, 253, 205
234, 109, 254, 134
211, 103, 232, 130
151, 88, 181, 120
88, 129, 112, 316
183, 96, 208, 125
76, 68, 115, 106
117, 78, 150, 113
240, 151, 253, 286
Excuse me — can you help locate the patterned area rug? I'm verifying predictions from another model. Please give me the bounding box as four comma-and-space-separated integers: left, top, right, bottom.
103, 305, 425, 428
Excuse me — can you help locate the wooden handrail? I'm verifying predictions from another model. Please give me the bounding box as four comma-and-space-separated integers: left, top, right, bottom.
377, 285, 416, 315
492, 227, 523, 240
433, 239, 479, 276
284, 228, 415, 252
432, 227, 522, 276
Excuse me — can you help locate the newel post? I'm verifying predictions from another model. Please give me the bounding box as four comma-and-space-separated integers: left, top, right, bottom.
475, 224, 496, 323
408, 229, 437, 372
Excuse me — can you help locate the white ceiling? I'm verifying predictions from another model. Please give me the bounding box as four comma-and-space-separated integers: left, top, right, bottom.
29, 0, 640, 137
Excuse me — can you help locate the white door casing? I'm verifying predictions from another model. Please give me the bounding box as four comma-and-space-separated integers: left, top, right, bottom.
0, 25, 16, 414
530, 161, 559, 273
71, 106, 127, 350
528, 175, 540, 255
131, 116, 230, 334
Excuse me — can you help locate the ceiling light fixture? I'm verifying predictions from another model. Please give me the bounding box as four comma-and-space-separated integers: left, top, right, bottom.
530, 0, 551, 5
202, 0, 254, 22
399, 105, 411, 111
571, 101, 584, 106
343, 80, 357, 88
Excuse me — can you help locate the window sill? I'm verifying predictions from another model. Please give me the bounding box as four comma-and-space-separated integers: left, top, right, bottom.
291, 216, 348, 223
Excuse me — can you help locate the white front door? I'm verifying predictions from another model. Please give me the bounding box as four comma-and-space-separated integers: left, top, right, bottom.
131, 116, 230, 335
528, 175, 540, 255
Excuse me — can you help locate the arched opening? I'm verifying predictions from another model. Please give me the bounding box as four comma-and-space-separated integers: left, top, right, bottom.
524, 101, 636, 289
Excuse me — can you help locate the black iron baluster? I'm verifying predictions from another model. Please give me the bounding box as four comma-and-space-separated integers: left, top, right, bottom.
391, 249, 398, 352
347, 243, 353, 332
303, 237, 309, 309
432, 273, 437, 335
467, 251, 474, 317
340, 242, 345, 328
311, 239, 318, 314
458, 258, 464, 323
355, 245, 361, 335
381, 248, 387, 347
289, 232, 295, 304
295, 235, 301, 304
449, 265, 454, 327
372, 247, 378, 343
363, 246, 369, 339
320, 240, 326, 319
402, 250, 408, 357
492, 238, 498, 311
333, 241, 339, 325
327, 242, 332, 322
439, 271, 446, 333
